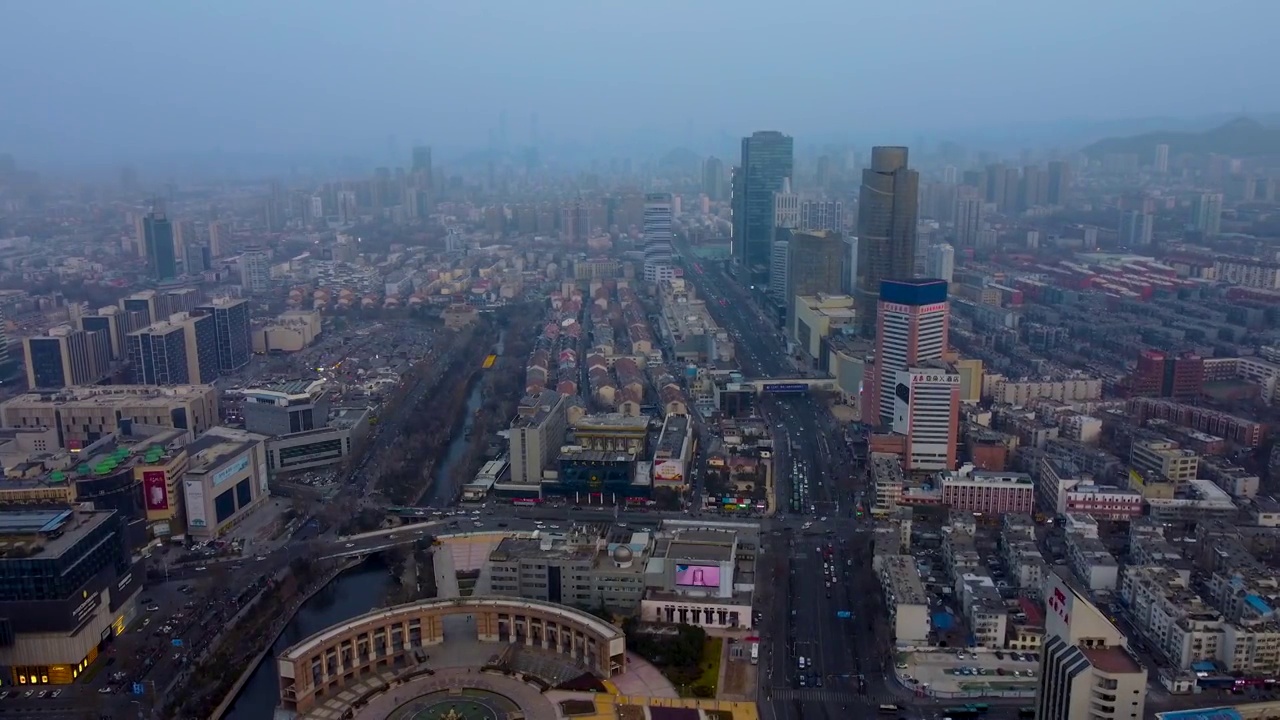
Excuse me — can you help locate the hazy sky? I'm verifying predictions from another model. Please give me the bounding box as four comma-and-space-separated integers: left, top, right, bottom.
2, 0, 1275, 165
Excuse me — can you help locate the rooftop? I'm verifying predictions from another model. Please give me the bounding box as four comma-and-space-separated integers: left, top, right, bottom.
3, 385, 216, 406
1080, 645, 1143, 675
655, 414, 690, 458
573, 414, 649, 431
0, 508, 113, 559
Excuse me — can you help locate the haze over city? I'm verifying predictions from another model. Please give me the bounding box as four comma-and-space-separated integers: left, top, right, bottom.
3, 0, 1277, 172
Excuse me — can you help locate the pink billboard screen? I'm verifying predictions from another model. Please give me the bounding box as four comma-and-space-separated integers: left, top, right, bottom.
675, 564, 720, 587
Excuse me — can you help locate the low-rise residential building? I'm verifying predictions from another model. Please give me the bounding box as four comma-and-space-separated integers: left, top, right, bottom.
939, 464, 1034, 515
874, 554, 930, 644
1065, 517, 1119, 591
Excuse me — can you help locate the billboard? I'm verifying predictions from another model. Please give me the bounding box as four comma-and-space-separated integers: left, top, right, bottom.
675, 564, 720, 587
762, 383, 807, 394
143, 471, 169, 511
184, 480, 207, 529
653, 459, 685, 485
211, 455, 250, 487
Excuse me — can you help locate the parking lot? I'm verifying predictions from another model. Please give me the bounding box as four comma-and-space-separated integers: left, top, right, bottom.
895, 649, 1040, 696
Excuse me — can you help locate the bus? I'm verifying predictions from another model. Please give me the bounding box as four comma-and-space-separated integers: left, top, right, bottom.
877, 705, 900, 714
750, 643, 759, 665
512, 499, 540, 507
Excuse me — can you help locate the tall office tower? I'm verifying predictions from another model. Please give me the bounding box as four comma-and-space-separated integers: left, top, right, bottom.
1046, 160, 1072, 205
1154, 143, 1170, 173
23, 325, 109, 389
925, 243, 955, 283
1001, 167, 1021, 213
173, 219, 196, 272
1119, 210, 1154, 247
892, 363, 960, 471
702, 156, 726, 201
240, 247, 271, 293
411, 145, 432, 175
984, 163, 1006, 204
772, 178, 800, 229
78, 307, 127, 360
337, 190, 358, 225
0, 306, 9, 371
1020, 165, 1044, 209
800, 200, 843, 233
941, 165, 957, 185
855, 146, 920, 336
953, 195, 984, 249
868, 279, 949, 429
1036, 571, 1147, 720
842, 236, 858, 296
642, 193, 676, 283
1193, 192, 1223, 236
306, 195, 324, 226
207, 221, 225, 258
127, 313, 219, 385
785, 230, 846, 330
769, 237, 790, 303
573, 202, 590, 243
733, 131, 794, 278
143, 209, 178, 281
194, 298, 251, 373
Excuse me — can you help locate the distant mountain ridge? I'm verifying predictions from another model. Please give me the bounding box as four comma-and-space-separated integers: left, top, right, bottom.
1081, 117, 1280, 158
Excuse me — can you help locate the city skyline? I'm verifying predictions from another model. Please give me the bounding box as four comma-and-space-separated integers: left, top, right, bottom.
2, 1, 1279, 169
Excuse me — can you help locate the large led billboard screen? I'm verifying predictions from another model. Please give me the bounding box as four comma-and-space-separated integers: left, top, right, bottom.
675, 564, 720, 587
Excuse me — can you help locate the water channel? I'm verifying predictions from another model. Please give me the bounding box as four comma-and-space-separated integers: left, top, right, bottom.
225, 333, 499, 718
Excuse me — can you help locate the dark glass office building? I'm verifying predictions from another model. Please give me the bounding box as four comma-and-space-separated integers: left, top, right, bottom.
25, 337, 69, 389
548, 451, 648, 501
0, 509, 142, 685
195, 299, 251, 372
856, 146, 919, 336
126, 325, 188, 385
143, 212, 177, 281
733, 131, 793, 282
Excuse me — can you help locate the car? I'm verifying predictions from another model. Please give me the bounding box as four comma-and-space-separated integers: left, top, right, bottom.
23, 690, 33, 698
894, 662, 908, 669
256, 555, 267, 561
98, 687, 114, 694
194, 566, 207, 572
549, 524, 561, 529
36, 690, 47, 698
146, 605, 160, 612
50, 689, 61, 698
344, 543, 355, 548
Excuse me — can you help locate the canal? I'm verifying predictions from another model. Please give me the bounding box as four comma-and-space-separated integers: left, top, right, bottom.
225, 332, 501, 718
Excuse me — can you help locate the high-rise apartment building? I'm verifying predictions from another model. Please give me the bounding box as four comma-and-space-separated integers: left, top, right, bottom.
954, 195, 984, 249
194, 297, 252, 373
207, 221, 225, 259
77, 307, 128, 361
1001, 167, 1021, 213
642, 193, 675, 283
925, 243, 955, 284
240, 247, 271, 293
23, 325, 111, 390
1193, 193, 1223, 236
143, 209, 178, 281
702, 156, 726, 201
785, 230, 846, 330
984, 163, 1006, 205
509, 390, 567, 487
772, 178, 799, 230
1154, 143, 1170, 173
1047, 161, 1072, 206
1036, 571, 1147, 720
855, 147, 920, 336
868, 279, 949, 429
733, 131, 794, 279
1119, 211, 1154, 247
126, 313, 219, 386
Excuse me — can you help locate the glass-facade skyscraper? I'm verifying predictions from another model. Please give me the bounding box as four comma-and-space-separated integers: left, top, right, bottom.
143, 211, 178, 281
856, 146, 919, 336
733, 131, 793, 282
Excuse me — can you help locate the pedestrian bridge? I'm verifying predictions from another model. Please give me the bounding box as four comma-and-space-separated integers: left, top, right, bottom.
743, 378, 839, 394
318, 522, 443, 559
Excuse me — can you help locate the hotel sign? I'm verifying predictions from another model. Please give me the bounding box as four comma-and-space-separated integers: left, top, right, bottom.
910, 373, 960, 385
1049, 586, 1071, 625
882, 302, 947, 315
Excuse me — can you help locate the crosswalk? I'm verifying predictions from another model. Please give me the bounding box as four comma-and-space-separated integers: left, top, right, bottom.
770, 686, 910, 707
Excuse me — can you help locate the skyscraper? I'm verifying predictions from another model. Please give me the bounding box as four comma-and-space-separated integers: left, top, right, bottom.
785, 230, 846, 331
868, 279, 949, 429
855, 147, 920, 336
733, 131, 794, 279
126, 313, 219, 385
1154, 143, 1170, 173
953, 195, 984, 249
1193, 192, 1223, 236
642, 193, 675, 283
1119, 210, 1154, 247
1036, 571, 1147, 720
799, 200, 843, 233
1046, 161, 1072, 206
240, 247, 271, 293
143, 209, 178, 281
195, 298, 252, 373
925, 243, 955, 284
772, 178, 799, 230
769, 237, 790, 304
702, 156, 726, 201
